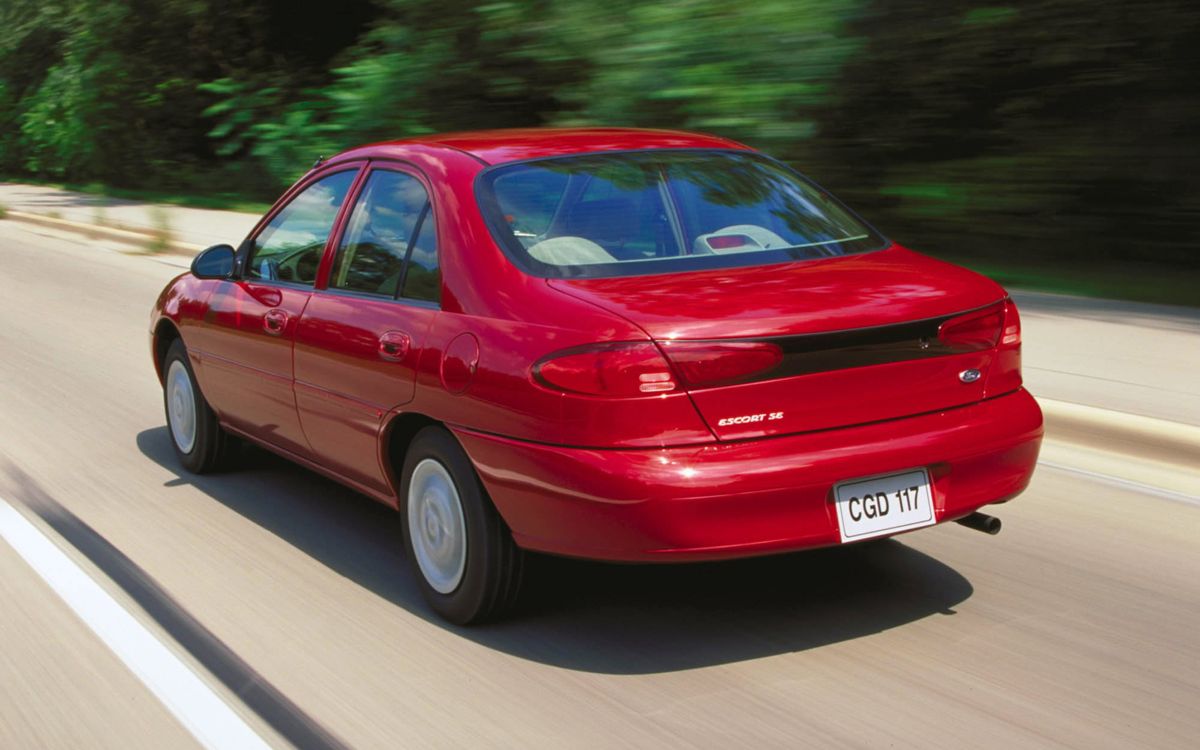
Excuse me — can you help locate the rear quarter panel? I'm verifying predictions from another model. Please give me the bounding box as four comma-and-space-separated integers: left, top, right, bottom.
404, 306, 715, 448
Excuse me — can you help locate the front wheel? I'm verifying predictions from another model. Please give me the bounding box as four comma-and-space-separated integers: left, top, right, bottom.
163, 339, 233, 473
400, 426, 524, 624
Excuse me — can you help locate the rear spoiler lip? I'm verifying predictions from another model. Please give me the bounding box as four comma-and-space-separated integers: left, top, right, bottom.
661, 298, 1008, 385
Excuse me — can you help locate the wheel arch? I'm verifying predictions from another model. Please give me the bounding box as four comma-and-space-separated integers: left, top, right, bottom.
381, 411, 442, 496
152, 318, 182, 383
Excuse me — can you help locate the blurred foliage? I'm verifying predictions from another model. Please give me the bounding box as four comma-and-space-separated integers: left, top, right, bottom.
805, 0, 1200, 270
1, 0, 1197, 277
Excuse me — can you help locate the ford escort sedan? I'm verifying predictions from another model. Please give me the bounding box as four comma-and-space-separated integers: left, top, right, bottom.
150, 128, 1043, 623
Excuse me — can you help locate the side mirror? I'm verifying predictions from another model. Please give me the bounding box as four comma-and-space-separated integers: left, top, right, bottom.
191, 244, 236, 279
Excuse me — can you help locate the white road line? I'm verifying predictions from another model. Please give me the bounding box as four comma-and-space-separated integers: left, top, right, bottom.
0, 497, 272, 750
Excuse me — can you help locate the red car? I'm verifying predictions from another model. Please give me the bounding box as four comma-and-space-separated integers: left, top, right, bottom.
151, 128, 1042, 623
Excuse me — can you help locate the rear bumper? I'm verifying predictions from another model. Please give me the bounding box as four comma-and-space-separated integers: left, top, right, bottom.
454, 388, 1043, 562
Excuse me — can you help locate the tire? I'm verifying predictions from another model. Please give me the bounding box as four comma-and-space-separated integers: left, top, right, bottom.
400, 426, 524, 624
162, 339, 233, 473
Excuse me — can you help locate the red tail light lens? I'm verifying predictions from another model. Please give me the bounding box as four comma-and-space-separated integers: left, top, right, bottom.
661, 341, 784, 388
1000, 298, 1021, 346
938, 303, 1004, 350
984, 297, 1023, 396
534, 342, 677, 397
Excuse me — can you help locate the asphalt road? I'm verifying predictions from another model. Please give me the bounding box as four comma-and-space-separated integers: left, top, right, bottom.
1, 222, 1197, 749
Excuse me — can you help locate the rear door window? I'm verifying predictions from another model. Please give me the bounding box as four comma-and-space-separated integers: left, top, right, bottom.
329, 169, 439, 303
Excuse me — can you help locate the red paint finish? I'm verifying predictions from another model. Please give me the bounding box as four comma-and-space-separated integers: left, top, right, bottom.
690, 351, 995, 440
198, 280, 314, 458
365, 127, 749, 165
150, 127, 1042, 563
293, 292, 437, 495
455, 388, 1043, 561
549, 249, 1011, 438
440, 333, 480, 394
547, 248, 1007, 341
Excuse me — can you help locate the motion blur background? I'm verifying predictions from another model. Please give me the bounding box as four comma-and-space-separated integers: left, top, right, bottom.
0, 0, 1196, 303
2, 5, 1199, 747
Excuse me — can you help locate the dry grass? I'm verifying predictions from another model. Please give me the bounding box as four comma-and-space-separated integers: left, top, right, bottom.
145, 206, 173, 253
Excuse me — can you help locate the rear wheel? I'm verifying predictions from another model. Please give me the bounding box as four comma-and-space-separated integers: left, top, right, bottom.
163, 339, 233, 473
400, 426, 523, 624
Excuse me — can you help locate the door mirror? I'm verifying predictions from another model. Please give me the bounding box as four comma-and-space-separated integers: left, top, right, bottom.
191, 244, 237, 279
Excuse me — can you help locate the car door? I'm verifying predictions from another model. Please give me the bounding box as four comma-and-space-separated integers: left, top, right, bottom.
198, 167, 362, 457
294, 164, 442, 495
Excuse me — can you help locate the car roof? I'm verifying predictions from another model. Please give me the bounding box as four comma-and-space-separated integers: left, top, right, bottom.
335, 127, 751, 166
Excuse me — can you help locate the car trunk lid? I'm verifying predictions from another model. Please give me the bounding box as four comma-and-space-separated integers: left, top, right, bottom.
547, 246, 1011, 439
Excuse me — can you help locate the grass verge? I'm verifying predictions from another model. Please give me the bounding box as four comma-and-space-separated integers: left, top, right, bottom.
1, 175, 271, 214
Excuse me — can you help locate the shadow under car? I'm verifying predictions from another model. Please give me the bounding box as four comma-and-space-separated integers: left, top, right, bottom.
135, 425, 973, 675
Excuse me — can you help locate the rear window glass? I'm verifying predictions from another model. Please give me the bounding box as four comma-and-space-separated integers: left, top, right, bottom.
477, 150, 886, 278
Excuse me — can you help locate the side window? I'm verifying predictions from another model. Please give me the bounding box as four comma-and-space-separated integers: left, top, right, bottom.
245, 170, 357, 285
401, 204, 439, 303
330, 169, 440, 304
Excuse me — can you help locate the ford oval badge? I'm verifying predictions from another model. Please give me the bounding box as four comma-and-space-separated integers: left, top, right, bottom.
959, 368, 982, 383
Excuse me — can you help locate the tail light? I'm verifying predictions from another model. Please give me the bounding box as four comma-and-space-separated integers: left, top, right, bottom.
661, 341, 783, 388
1000, 298, 1021, 346
984, 297, 1023, 395
534, 342, 677, 397
938, 302, 1004, 350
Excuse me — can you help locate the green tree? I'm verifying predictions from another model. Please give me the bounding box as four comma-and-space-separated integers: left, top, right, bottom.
202, 0, 593, 185
547, 0, 863, 157
803, 0, 1200, 269
1, 0, 1196, 282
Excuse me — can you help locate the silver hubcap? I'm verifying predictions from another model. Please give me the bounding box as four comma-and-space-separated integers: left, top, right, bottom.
407, 459, 467, 594
166, 360, 197, 454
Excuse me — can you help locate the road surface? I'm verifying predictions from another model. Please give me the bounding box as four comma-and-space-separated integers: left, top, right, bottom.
1, 221, 1197, 748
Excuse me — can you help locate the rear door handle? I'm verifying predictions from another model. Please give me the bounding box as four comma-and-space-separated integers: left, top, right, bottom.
263, 309, 288, 335
378, 331, 411, 362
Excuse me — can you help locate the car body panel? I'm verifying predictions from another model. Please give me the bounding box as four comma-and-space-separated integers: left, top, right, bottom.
199, 279, 315, 457
549, 246, 1010, 437
293, 293, 438, 494
347, 127, 750, 166
546, 246, 1005, 341
687, 350, 996, 440
455, 388, 1043, 561
406, 311, 716, 448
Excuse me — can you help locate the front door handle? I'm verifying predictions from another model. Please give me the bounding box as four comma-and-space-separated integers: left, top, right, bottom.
263, 309, 288, 335
378, 331, 411, 362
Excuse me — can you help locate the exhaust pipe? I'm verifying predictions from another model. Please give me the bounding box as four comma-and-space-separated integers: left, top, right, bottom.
956, 511, 1002, 535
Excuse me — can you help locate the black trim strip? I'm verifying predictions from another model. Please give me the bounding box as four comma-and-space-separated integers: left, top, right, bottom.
3, 465, 350, 750
774, 312, 970, 375
395, 200, 431, 301
666, 302, 1003, 386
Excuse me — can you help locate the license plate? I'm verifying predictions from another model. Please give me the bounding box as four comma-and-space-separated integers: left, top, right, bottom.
833, 469, 935, 543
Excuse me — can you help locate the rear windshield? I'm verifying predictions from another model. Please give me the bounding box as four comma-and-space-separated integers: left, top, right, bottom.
476, 150, 886, 278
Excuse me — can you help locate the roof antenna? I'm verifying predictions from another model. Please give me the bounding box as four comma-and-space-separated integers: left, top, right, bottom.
311, 155, 326, 170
